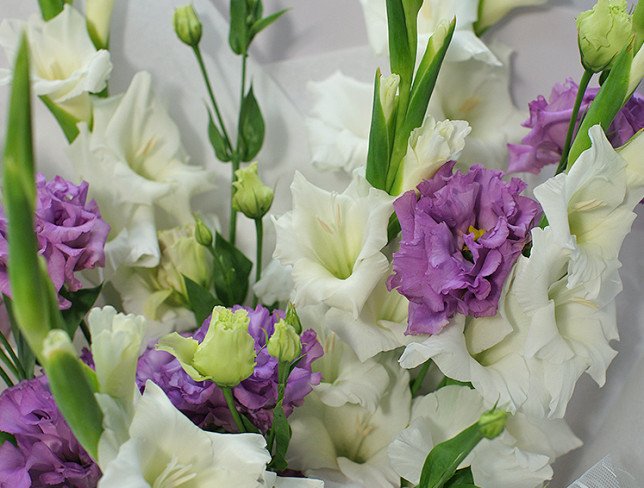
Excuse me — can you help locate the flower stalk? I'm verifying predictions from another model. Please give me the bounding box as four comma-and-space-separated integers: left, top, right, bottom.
222, 386, 247, 433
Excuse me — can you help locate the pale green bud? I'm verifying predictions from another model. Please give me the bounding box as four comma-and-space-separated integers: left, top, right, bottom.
285, 302, 302, 334
194, 216, 213, 248
86, 0, 116, 50
153, 224, 212, 306
267, 319, 301, 363
174, 4, 203, 48
478, 408, 507, 440
158, 307, 256, 387
379, 73, 400, 124
232, 162, 274, 219
577, 0, 633, 73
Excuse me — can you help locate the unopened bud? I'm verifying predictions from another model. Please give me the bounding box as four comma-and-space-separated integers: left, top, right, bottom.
267, 319, 301, 363
232, 162, 274, 219
478, 408, 507, 440
194, 216, 214, 248
285, 302, 302, 334
174, 5, 203, 48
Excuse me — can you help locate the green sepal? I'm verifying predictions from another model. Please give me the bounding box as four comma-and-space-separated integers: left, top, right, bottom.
38, 0, 65, 21
250, 9, 288, 41
183, 274, 222, 325
207, 109, 232, 162
238, 86, 265, 161
444, 467, 475, 487
211, 232, 253, 307
386, 0, 414, 85
366, 69, 392, 191
39, 95, 80, 143
567, 40, 633, 169
45, 344, 104, 460
388, 18, 456, 193
0, 432, 16, 446
229, 0, 249, 55
60, 285, 103, 338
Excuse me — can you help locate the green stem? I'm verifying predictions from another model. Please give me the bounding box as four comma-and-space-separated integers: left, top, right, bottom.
192, 46, 232, 149
222, 386, 246, 433
0, 331, 26, 380
555, 69, 593, 175
410, 359, 432, 396
252, 218, 264, 307
0, 363, 13, 388
267, 362, 288, 453
229, 157, 240, 244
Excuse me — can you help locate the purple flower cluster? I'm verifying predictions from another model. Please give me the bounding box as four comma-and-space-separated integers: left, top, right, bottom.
0, 174, 110, 309
508, 79, 644, 174
137, 305, 323, 433
389, 162, 541, 335
0, 375, 100, 488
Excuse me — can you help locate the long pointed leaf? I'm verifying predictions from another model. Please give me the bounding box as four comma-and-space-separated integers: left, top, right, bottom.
366, 69, 391, 190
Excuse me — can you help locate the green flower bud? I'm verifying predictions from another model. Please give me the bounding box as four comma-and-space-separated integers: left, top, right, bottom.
267, 319, 301, 363
478, 408, 507, 440
157, 306, 256, 387
232, 162, 274, 219
577, 0, 633, 73
379, 73, 400, 124
194, 215, 214, 248
174, 5, 203, 48
285, 302, 302, 334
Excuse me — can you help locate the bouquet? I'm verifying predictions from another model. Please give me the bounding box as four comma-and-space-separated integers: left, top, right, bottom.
0, 0, 642, 487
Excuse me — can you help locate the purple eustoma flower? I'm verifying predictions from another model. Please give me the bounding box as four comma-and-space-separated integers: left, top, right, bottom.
0, 174, 110, 309
388, 162, 541, 335
508, 78, 644, 174
0, 376, 100, 488
137, 305, 323, 433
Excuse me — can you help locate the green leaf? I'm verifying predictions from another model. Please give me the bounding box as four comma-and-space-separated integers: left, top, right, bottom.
633, 0, 644, 51
386, 0, 414, 84
45, 339, 104, 460
4, 297, 36, 379
567, 41, 633, 169
39, 95, 80, 143
444, 467, 475, 487
402, 0, 423, 69
38, 0, 65, 21
211, 232, 253, 306
207, 109, 232, 162
240, 413, 261, 434
183, 275, 222, 325
250, 9, 288, 41
229, 0, 249, 55
60, 285, 103, 338
238, 86, 265, 161
388, 18, 456, 193
366, 69, 391, 191
268, 404, 291, 472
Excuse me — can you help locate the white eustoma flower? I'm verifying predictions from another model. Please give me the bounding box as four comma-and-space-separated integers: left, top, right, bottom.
306, 72, 373, 173
253, 259, 295, 306
68, 71, 215, 272
429, 43, 524, 167
98, 381, 272, 488
0, 5, 112, 121
273, 172, 393, 317
388, 386, 581, 488
324, 274, 416, 362
288, 356, 411, 488
477, 0, 548, 32
394, 115, 470, 193
534, 126, 644, 298
358, 0, 499, 65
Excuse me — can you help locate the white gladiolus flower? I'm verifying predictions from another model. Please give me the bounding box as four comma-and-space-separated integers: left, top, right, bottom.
288, 356, 411, 488
306, 72, 373, 173
68, 71, 215, 272
429, 43, 525, 167
253, 259, 295, 306
273, 172, 393, 317
477, 0, 548, 32
388, 386, 581, 488
324, 275, 416, 362
98, 381, 273, 488
358, 0, 499, 65
394, 115, 471, 193
534, 126, 644, 298
0, 5, 112, 121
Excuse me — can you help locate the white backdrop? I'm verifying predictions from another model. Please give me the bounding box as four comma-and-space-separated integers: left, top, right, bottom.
0, 0, 643, 485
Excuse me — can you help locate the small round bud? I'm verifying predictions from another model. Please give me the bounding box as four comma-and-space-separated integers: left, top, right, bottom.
577, 0, 633, 73
285, 302, 302, 334
267, 319, 301, 363
194, 216, 214, 248
174, 5, 203, 48
232, 162, 274, 220
478, 408, 507, 440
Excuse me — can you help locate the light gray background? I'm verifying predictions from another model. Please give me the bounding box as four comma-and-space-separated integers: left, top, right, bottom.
0, 1, 642, 486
